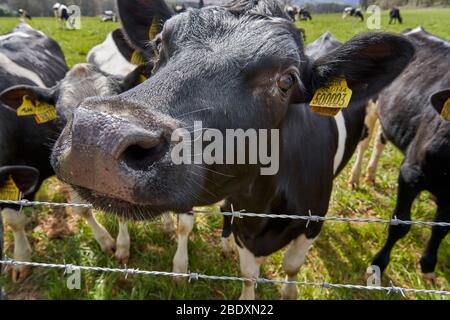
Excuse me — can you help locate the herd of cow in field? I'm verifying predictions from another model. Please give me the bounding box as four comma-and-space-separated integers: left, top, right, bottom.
0, 0, 449, 300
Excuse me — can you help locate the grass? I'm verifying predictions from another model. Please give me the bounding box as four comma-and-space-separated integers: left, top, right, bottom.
0, 8, 449, 300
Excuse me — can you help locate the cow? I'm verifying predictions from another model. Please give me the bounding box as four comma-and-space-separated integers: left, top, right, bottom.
0, 61, 154, 281
101, 10, 118, 23
285, 5, 298, 21
51, 0, 414, 300
18, 9, 32, 22
389, 7, 402, 25
298, 8, 312, 21
0, 23, 68, 281
365, 27, 449, 280
342, 7, 364, 22
53, 3, 74, 29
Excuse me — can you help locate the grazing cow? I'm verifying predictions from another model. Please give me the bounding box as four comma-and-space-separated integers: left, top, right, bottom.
298, 8, 312, 21
285, 5, 298, 21
367, 27, 450, 280
101, 10, 118, 23
342, 7, 364, 22
18, 9, 32, 22
51, 0, 414, 300
53, 3, 74, 29
389, 7, 402, 24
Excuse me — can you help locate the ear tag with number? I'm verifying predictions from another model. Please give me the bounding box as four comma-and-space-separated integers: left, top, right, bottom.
441, 98, 450, 120
16, 95, 56, 124
131, 51, 146, 65
310, 78, 353, 116
0, 175, 20, 201
34, 101, 57, 124
148, 16, 160, 40
17, 95, 36, 116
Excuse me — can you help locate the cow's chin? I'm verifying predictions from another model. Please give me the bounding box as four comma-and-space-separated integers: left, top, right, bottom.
73, 186, 189, 221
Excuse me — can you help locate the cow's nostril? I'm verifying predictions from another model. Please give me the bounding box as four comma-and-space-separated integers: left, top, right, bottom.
121, 138, 168, 171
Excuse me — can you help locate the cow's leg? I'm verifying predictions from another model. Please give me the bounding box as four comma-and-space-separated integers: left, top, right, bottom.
115, 218, 130, 264
419, 202, 450, 280
366, 124, 387, 185
281, 235, 316, 300
372, 166, 422, 274
172, 214, 194, 277
221, 216, 236, 256
161, 213, 176, 234
349, 101, 378, 188
70, 191, 115, 255
237, 244, 262, 300
1, 208, 32, 282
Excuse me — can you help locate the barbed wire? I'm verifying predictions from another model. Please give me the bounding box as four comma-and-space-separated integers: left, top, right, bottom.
1, 199, 449, 227
1, 259, 449, 296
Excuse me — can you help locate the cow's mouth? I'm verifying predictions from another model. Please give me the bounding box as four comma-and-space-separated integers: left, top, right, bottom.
73, 186, 185, 220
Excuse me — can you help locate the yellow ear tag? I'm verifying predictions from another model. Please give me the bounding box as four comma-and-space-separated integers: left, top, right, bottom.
17, 95, 36, 116
0, 175, 20, 201
131, 51, 146, 65
16, 96, 56, 124
148, 16, 160, 40
310, 78, 353, 116
33, 101, 57, 124
139, 74, 148, 83
441, 98, 450, 120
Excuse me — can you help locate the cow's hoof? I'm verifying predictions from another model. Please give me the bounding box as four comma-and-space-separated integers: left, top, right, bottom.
115, 249, 129, 265
348, 180, 359, 190
97, 236, 116, 256
365, 175, 376, 185
281, 284, 298, 300
422, 272, 437, 284
11, 265, 32, 283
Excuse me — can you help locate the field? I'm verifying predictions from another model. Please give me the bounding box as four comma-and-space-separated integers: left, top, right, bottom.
0, 8, 449, 300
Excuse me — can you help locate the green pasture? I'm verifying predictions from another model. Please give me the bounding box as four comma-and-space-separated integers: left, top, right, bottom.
0, 8, 449, 300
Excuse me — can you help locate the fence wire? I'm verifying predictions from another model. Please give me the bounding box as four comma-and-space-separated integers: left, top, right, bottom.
1, 199, 449, 227
1, 259, 450, 296
1, 199, 450, 298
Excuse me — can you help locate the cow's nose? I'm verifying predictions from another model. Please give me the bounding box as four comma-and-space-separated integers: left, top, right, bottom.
115, 133, 168, 171
56, 105, 170, 203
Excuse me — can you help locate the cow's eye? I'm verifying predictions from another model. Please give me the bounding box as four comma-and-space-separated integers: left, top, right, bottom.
277, 74, 296, 94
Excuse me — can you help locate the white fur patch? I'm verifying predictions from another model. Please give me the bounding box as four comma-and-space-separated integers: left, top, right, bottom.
87, 32, 136, 77
0, 52, 46, 87
333, 111, 347, 174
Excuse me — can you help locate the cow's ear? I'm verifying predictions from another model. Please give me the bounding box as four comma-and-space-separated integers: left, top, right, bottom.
295, 33, 415, 107
0, 166, 40, 196
117, 0, 174, 59
0, 85, 57, 112
120, 62, 155, 91
430, 89, 450, 120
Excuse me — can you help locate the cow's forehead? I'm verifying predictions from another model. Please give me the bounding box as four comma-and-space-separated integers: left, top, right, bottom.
161, 8, 303, 63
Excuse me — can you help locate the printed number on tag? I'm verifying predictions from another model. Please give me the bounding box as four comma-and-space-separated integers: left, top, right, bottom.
310, 78, 353, 109
16, 95, 57, 124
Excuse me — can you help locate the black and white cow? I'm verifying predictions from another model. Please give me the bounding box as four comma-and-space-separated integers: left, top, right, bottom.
53, 3, 74, 29
389, 7, 402, 25
366, 27, 449, 280
18, 9, 32, 22
0, 23, 68, 281
342, 7, 364, 22
51, 0, 414, 300
0, 23, 154, 281
298, 8, 312, 21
